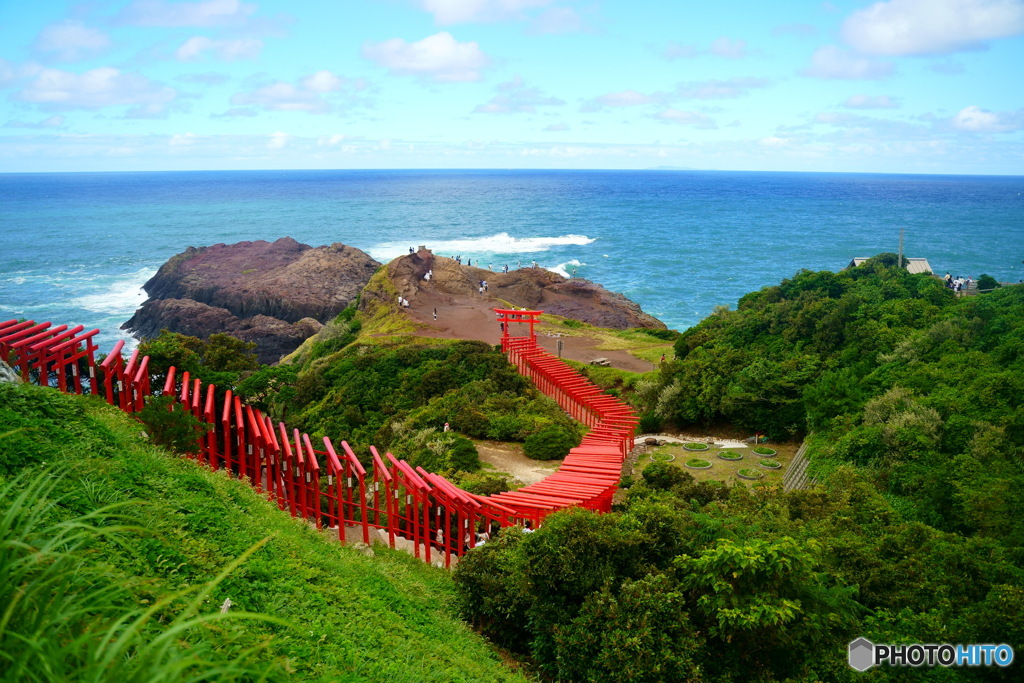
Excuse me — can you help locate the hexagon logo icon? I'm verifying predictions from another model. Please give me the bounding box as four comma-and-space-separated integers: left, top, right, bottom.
849, 637, 875, 671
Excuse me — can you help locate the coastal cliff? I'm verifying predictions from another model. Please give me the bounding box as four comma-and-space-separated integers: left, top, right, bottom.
123, 237, 380, 363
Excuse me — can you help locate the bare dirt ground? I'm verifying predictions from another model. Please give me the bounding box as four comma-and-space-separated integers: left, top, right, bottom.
405, 289, 654, 372
475, 440, 562, 486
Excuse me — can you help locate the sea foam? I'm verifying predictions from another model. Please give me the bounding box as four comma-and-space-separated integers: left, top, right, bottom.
546, 259, 585, 279
367, 232, 596, 262
72, 267, 156, 316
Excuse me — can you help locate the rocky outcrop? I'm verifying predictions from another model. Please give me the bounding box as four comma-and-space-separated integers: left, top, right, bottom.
124, 238, 379, 364
370, 250, 665, 330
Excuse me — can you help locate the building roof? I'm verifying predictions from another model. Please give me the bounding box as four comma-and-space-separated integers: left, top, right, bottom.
848, 257, 933, 275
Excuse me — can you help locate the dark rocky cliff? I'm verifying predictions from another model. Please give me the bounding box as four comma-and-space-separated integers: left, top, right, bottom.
123, 238, 380, 363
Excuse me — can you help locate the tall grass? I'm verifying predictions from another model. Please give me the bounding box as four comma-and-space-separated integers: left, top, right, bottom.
0, 467, 282, 682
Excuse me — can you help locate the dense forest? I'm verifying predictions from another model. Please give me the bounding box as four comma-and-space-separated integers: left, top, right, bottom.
452, 256, 1024, 680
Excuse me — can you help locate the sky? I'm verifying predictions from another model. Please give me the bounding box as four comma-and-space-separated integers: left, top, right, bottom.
0, 0, 1022, 174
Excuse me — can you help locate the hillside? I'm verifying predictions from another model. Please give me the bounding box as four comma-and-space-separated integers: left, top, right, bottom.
0, 382, 527, 682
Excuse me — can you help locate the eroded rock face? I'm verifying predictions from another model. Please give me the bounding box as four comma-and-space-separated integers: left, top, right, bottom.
369, 250, 665, 330
124, 238, 378, 363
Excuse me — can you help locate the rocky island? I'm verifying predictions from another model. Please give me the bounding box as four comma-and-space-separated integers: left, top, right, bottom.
123, 237, 380, 364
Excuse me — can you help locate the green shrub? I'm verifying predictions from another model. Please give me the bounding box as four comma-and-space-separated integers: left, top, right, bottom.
643, 461, 692, 490
562, 319, 584, 329
523, 425, 580, 461
976, 274, 1000, 291
638, 412, 663, 434
137, 395, 209, 455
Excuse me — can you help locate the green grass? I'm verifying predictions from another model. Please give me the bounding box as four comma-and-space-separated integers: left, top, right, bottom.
0, 383, 527, 682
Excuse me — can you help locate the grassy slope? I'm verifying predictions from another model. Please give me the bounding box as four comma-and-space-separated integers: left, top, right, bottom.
0, 383, 526, 682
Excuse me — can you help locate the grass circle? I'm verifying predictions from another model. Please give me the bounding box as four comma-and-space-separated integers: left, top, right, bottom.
718, 451, 743, 461
753, 447, 777, 456
737, 468, 764, 480
651, 451, 675, 462
685, 458, 712, 469
683, 442, 709, 451
759, 459, 782, 469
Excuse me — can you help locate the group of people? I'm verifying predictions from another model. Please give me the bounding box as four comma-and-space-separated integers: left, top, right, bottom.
432, 521, 537, 551
944, 272, 972, 293
422, 269, 433, 281
396, 295, 410, 308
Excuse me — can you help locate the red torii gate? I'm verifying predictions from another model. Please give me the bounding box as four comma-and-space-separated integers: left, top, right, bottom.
494, 308, 543, 350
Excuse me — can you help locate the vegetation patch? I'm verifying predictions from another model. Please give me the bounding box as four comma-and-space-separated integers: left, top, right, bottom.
650, 450, 675, 463
718, 450, 743, 461
759, 459, 782, 469
685, 458, 712, 469
753, 447, 777, 456
737, 468, 764, 480
683, 442, 709, 451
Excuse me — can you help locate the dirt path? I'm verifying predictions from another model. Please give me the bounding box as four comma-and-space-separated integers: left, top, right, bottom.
406, 291, 654, 373
475, 440, 561, 486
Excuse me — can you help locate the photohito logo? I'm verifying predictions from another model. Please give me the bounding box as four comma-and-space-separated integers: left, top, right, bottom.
848, 638, 1014, 671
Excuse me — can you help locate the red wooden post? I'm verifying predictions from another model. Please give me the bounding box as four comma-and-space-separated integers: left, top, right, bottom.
99, 340, 125, 406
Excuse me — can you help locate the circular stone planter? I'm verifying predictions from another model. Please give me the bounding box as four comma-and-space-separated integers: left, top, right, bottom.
718, 451, 743, 461
683, 443, 710, 451
650, 452, 675, 463
752, 447, 777, 457
759, 459, 782, 469
685, 458, 712, 469
737, 468, 764, 480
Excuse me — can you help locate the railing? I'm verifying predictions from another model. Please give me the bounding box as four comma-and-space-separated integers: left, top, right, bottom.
2, 319, 636, 565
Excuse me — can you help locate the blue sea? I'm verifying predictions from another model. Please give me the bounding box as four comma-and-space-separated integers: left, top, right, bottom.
1, 170, 1022, 354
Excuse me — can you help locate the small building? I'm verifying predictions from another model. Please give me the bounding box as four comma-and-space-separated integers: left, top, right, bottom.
847, 257, 933, 275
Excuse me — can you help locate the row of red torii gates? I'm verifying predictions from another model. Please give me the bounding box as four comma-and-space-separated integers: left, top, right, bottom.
1, 309, 637, 567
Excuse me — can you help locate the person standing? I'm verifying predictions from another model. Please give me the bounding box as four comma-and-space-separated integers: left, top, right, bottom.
433, 307, 437, 320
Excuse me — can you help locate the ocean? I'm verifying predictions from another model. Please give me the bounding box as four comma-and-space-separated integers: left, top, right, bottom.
2, 169, 1022, 354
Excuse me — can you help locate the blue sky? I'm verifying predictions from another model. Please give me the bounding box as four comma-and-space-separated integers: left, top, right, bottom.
1, 0, 1022, 173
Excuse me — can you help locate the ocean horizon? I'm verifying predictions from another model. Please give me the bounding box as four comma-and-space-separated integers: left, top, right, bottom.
2, 168, 1022, 353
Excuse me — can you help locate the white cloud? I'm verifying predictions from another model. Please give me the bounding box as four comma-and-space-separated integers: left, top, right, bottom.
17, 67, 177, 117
709, 36, 748, 59
318, 134, 347, 146
118, 0, 257, 28
362, 32, 490, 82
801, 45, 894, 79
34, 21, 110, 62
653, 109, 717, 128
675, 77, 770, 99
268, 131, 289, 148
842, 94, 900, 109
544, 122, 569, 131
175, 36, 263, 61
303, 70, 347, 93
841, 0, 1024, 56
473, 75, 564, 113
231, 70, 354, 114
0, 59, 43, 85
663, 41, 699, 60
591, 90, 659, 107
419, 0, 555, 25
951, 105, 1024, 132
4, 115, 65, 129
169, 132, 199, 145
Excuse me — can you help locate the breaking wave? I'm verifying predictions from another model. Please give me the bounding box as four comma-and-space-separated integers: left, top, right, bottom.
368, 232, 596, 262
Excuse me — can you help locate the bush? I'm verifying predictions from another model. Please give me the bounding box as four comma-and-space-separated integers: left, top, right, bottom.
977, 274, 1000, 291
643, 461, 692, 490
562, 319, 584, 329
638, 412, 663, 434
523, 425, 580, 461
137, 395, 209, 455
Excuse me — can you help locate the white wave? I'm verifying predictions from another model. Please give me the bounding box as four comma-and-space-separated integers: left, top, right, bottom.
546, 259, 585, 278
72, 267, 155, 316
367, 232, 596, 262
